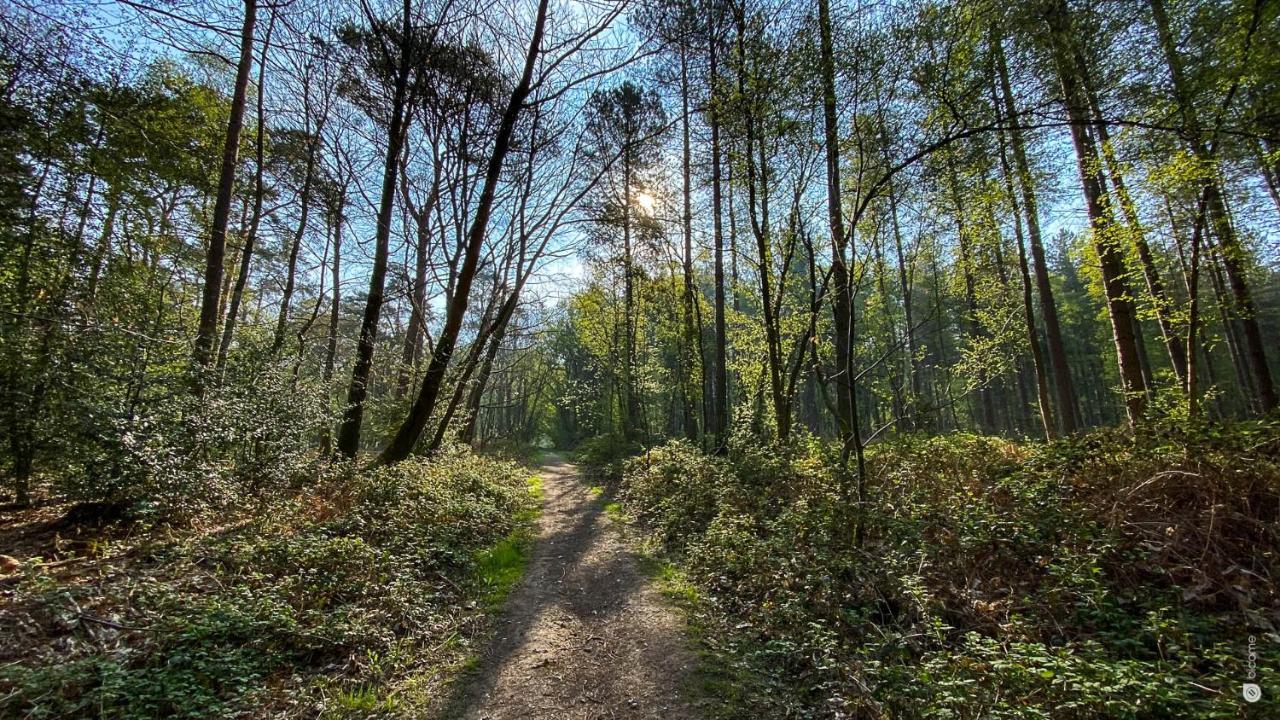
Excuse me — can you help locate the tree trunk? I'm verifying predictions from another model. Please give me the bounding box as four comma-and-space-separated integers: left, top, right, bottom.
871, 227, 905, 428
214, 199, 249, 359
217, 12, 274, 372
819, 0, 868, 545
1075, 47, 1187, 387
739, 33, 786, 442
621, 132, 639, 441
377, 0, 548, 465
993, 97, 1055, 439
1045, 0, 1147, 424
946, 156, 996, 433
335, 0, 414, 457
194, 0, 258, 379
320, 197, 343, 457
396, 181, 439, 398
273, 119, 319, 354
886, 172, 921, 428
679, 44, 700, 441
1259, 139, 1280, 215
994, 31, 1077, 433
1184, 193, 1208, 417
1149, 0, 1276, 413
709, 38, 729, 449
458, 309, 510, 447
423, 291, 503, 454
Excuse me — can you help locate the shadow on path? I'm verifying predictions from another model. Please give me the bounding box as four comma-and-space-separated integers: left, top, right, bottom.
438, 457, 702, 720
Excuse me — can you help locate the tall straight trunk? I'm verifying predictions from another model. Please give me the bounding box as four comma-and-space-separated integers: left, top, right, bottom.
1168, 196, 1212, 405
217, 12, 274, 372
1075, 51, 1187, 387
320, 197, 343, 456
745, 132, 786, 441
871, 228, 905, 427
1045, 0, 1147, 424
709, 38, 729, 448
1206, 234, 1255, 408
928, 252, 957, 431
886, 173, 921, 426
1183, 193, 1208, 417
273, 122, 319, 354
993, 100, 1054, 438
1131, 311, 1155, 395
818, 0, 867, 545
1149, 0, 1276, 413
994, 31, 1077, 433
336, 0, 414, 457
947, 157, 996, 433
679, 44, 699, 441
737, 20, 787, 442
984, 179, 1032, 435
194, 0, 258, 377
729, 161, 741, 315
377, 0, 548, 465
621, 136, 639, 440
396, 182, 439, 398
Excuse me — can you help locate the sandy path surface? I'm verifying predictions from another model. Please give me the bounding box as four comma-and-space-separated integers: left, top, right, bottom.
444, 455, 703, 720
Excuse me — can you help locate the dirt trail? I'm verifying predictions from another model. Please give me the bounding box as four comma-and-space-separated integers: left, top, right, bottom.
445, 455, 703, 720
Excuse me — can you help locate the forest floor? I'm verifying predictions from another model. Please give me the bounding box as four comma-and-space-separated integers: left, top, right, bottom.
443, 455, 705, 720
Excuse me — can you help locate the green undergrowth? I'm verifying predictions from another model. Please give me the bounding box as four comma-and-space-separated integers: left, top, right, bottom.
475, 475, 542, 609
613, 420, 1280, 719
0, 450, 540, 719
634, 545, 758, 719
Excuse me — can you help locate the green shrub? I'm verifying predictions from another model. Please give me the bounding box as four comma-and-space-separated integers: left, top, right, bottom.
0, 451, 536, 719
623, 440, 730, 549
575, 434, 641, 477
621, 422, 1280, 719
60, 363, 334, 518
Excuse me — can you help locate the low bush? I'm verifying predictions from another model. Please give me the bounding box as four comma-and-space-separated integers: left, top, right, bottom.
0, 450, 536, 719
575, 433, 642, 478
60, 363, 334, 519
620, 421, 1280, 719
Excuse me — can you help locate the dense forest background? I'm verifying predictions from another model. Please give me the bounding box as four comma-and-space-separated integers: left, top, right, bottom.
1, 0, 1279, 717
3, 0, 1279, 487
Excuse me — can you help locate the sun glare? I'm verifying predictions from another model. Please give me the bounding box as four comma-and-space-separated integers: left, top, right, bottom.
634, 191, 656, 215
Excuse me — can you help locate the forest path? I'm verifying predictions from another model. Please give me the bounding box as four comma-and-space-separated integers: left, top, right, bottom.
444, 454, 704, 719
